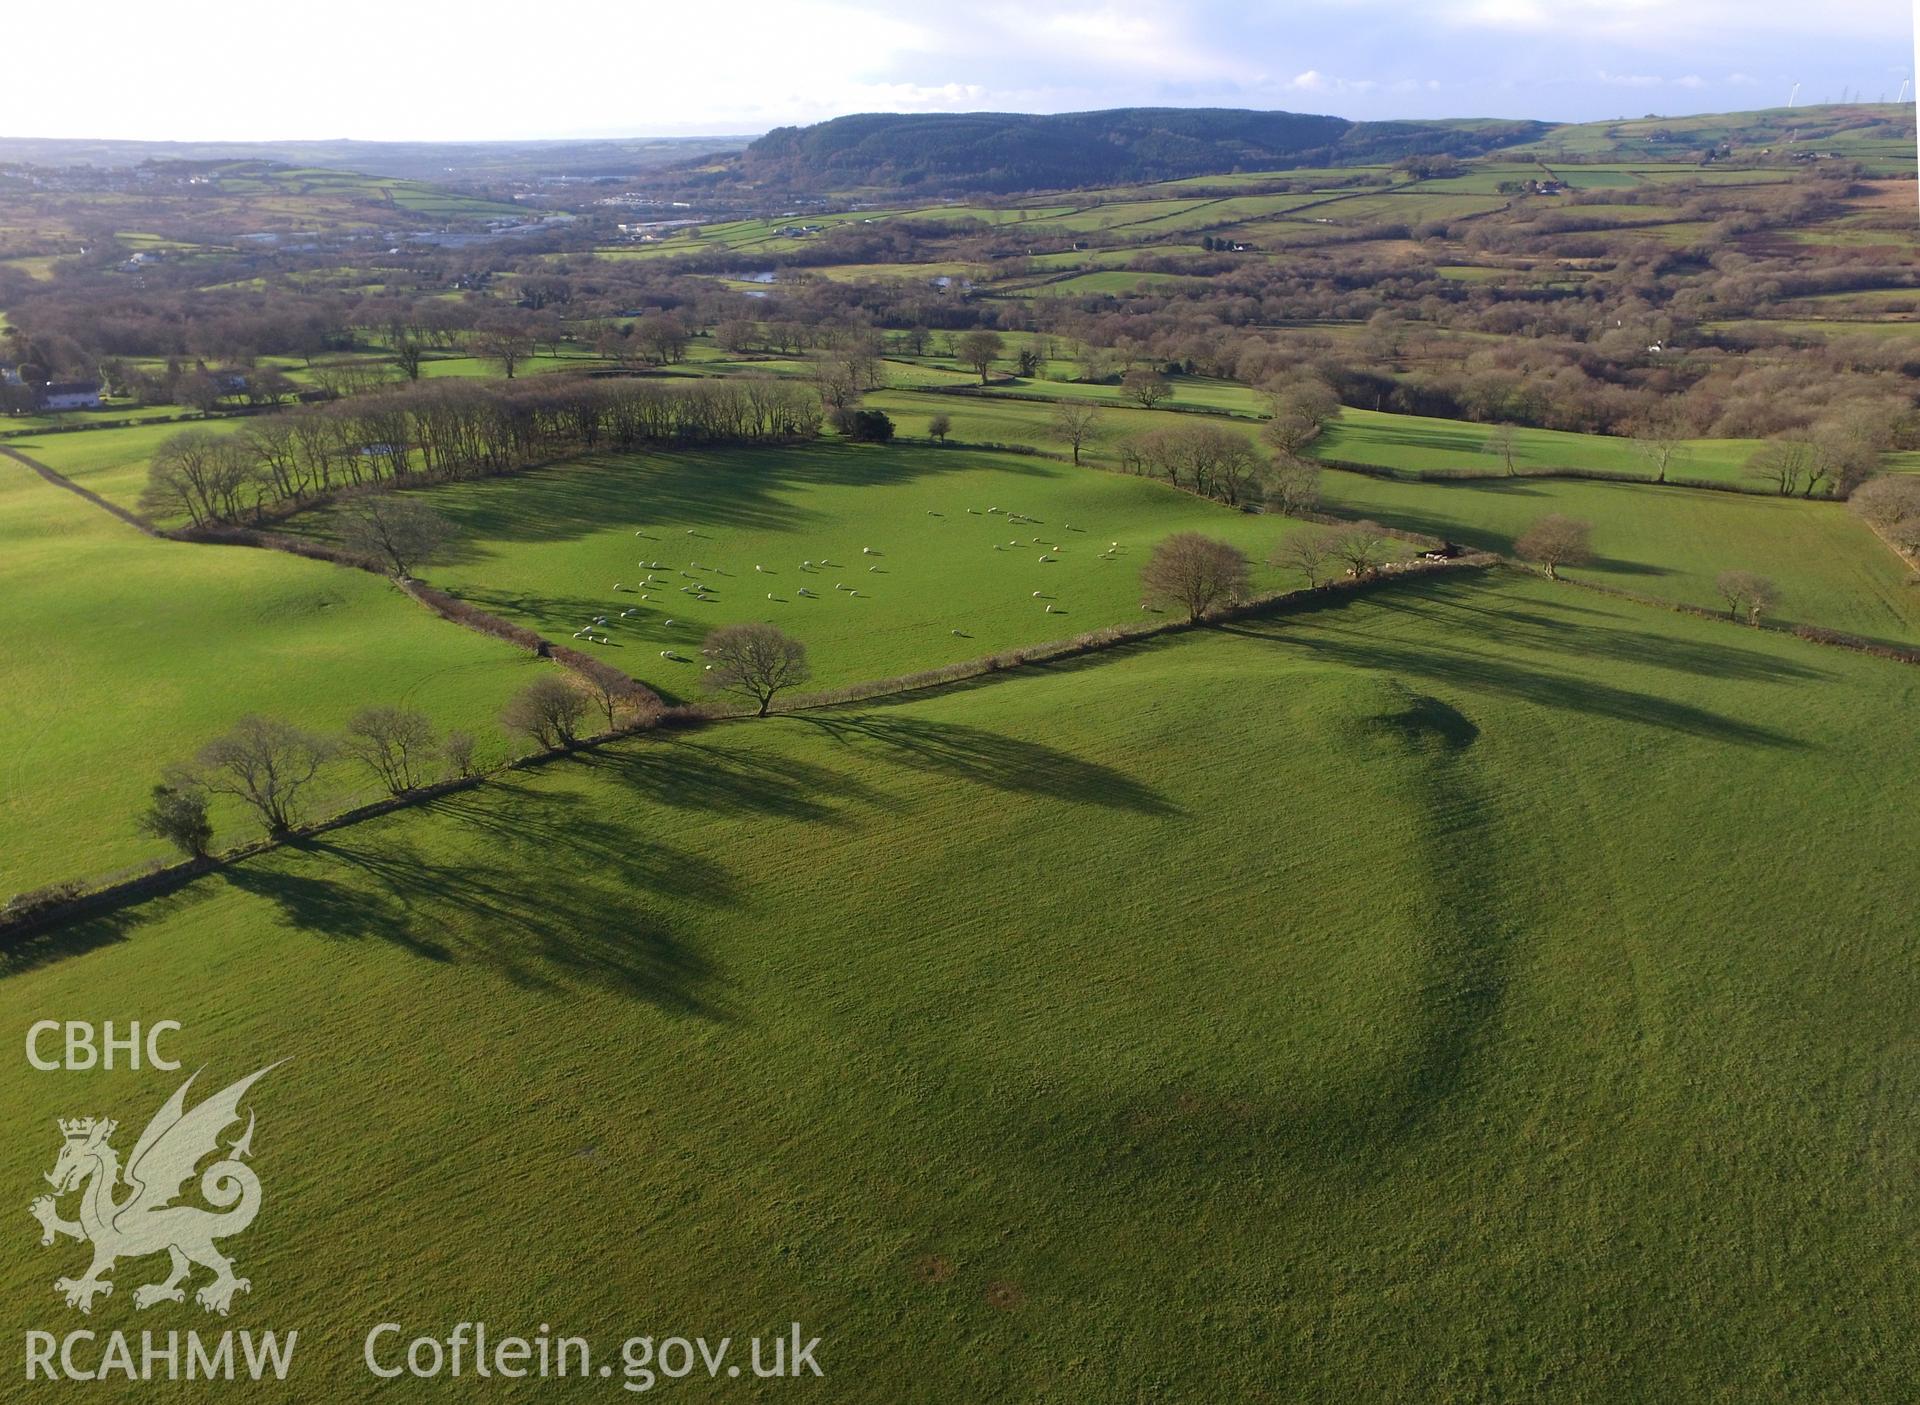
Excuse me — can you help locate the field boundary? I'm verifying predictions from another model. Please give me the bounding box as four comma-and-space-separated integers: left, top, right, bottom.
0, 444, 161, 535
0, 557, 1491, 949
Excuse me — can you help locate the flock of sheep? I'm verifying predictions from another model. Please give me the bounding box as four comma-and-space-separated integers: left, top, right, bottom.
566, 503, 1129, 662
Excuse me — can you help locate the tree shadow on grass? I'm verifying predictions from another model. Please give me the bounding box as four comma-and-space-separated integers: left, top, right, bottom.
218, 782, 734, 1017
789, 712, 1181, 816
360, 443, 1054, 554
582, 735, 896, 823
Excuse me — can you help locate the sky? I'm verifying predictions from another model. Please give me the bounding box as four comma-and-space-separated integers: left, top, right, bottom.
7, 0, 1915, 142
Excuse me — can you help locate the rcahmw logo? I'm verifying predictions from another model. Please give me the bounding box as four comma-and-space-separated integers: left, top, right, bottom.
23, 1062, 299, 1382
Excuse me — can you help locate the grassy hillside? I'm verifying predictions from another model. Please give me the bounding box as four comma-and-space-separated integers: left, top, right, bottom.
1317, 470, 1920, 646
4, 571, 1913, 1400
0, 464, 536, 897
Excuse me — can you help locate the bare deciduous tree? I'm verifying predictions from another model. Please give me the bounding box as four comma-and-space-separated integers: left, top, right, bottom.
703, 623, 811, 716
1745, 437, 1814, 497
475, 318, 536, 379
1850, 474, 1920, 554
1631, 409, 1687, 484
1122, 368, 1169, 409
1515, 514, 1594, 580
343, 705, 437, 796
336, 493, 454, 579
501, 675, 590, 752
1049, 400, 1102, 465
192, 715, 334, 836
1261, 380, 1340, 459
1484, 423, 1519, 476
441, 729, 478, 780
1716, 569, 1779, 625
1141, 532, 1252, 622
1272, 528, 1336, 587
955, 330, 1005, 384
1330, 521, 1391, 580
576, 660, 651, 732
926, 413, 953, 444
1264, 458, 1322, 517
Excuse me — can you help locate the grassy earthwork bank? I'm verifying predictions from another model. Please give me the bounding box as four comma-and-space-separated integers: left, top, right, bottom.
1, 571, 1914, 1400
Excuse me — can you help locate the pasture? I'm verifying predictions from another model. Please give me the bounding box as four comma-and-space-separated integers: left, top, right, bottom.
1318, 469, 1920, 645
346, 443, 1346, 700
0, 462, 536, 897
2, 571, 1913, 1401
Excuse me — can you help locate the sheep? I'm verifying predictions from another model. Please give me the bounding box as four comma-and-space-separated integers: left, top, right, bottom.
802, 559, 814, 569
1045, 604, 1057, 614
967, 508, 981, 515
988, 506, 1001, 513
665, 618, 677, 626
868, 565, 880, 572
621, 608, 637, 617
951, 628, 965, 635
1039, 556, 1055, 563
862, 546, 876, 555
613, 582, 623, 591
1032, 590, 1044, 597
661, 650, 675, 658
686, 528, 696, 535
755, 564, 765, 572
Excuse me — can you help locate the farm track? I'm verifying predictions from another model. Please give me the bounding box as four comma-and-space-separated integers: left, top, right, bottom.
0, 444, 158, 536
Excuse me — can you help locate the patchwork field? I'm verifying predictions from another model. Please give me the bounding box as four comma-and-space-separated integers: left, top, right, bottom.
332, 443, 1354, 701
0, 463, 536, 897
4, 571, 1913, 1401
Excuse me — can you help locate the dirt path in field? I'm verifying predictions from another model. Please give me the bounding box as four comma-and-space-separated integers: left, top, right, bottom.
0, 444, 159, 536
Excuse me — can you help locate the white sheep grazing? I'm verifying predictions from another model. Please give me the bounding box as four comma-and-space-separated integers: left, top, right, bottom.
622, 608, 636, 617
988, 506, 1001, 513
686, 528, 696, 535
868, 565, 880, 572
1045, 604, 1057, 614
802, 559, 813, 568
862, 546, 875, 555
1111, 542, 1119, 548
665, 618, 677, 626
661, 650, 675, 658
967, 508, 981, 515
1040, 556, 1054, 563
613, 582, 623, 591
1032, 590, 1044, 597
755, 564, 765, 572
951, 628, 964, 635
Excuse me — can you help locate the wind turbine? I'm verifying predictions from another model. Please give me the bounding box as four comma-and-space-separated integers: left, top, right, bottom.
1786, 82, 1800, 109
1898, 79, 1911, 104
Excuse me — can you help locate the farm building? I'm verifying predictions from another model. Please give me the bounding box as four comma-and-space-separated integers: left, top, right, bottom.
36, 381, 104, 411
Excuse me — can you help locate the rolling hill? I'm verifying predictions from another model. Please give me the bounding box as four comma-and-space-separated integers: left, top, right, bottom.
730, 107, 1550, 192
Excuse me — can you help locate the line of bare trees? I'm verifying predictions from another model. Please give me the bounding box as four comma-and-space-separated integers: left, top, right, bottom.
141, 375, 825, 526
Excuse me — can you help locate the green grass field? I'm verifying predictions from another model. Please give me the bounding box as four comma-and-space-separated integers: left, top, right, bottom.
0, 463, 537, 897
4, 420, 247, 513
1316, 407, 1762, 484
332, 443, 1349, 702
1318, 469, 1920, 645
3, 570, 1913, 1400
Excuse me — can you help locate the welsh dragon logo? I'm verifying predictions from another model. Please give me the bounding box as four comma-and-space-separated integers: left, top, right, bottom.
29, 1064, 281, 1316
